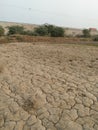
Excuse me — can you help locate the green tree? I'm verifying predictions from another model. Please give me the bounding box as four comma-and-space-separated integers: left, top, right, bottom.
83, 29, 90, 38
50, 26, 64, 37
44, 24, 54, 36
0, 26, 4, 36
34, 26, 48, 36
34, 24, 65, 37
7, 25, 24, 35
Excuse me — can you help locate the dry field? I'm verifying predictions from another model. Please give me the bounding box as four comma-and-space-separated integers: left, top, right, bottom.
0, 42, 98, 130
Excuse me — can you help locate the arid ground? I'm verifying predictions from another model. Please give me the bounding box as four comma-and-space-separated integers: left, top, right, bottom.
0, 42, 98, 130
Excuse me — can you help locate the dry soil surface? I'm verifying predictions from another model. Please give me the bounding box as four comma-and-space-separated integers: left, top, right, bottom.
0, 42, 98, 130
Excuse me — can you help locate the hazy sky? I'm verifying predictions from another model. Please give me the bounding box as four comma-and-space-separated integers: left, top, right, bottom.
0, 0, 98, 28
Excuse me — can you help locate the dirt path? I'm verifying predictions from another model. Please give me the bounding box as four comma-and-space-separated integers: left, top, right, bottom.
0, 42, 98, 130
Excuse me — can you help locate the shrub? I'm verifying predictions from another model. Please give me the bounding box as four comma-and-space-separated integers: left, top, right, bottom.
50, 26, 64, 37
82, 29, 90, 38
7, 24, 65, 37
7, 25, 24, 35
34, 26, 48, 36
0, 26, 4, 36
34, 24, 65, 37
22, 99, 34, 112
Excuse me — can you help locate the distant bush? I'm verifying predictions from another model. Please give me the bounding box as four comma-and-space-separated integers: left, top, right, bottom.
50, 26, 64, 37
7, 24, 65, 37
7, 25, 24, 35
34, 26, 48, 36
34, 24, 65, 37
0, 26, 4, 36
82, 29, 90, 38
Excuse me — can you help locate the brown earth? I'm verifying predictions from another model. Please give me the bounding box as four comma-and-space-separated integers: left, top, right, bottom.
0, 35, 93, 44
0, 42, 98, 130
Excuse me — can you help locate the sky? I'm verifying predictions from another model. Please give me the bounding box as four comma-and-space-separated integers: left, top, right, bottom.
0, 0, 98, 29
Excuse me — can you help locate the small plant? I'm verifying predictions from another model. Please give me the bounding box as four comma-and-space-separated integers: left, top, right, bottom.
22, 99, 34, 112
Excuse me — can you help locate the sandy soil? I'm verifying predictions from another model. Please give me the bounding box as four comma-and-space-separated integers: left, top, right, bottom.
0, 42, 98, 130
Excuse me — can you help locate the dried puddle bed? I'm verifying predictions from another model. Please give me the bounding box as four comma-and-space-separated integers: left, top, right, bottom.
0, 42, 98, 130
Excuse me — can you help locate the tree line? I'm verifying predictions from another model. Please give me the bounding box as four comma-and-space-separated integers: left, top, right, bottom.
0, 24, 98, 40
0, 24, 65, 37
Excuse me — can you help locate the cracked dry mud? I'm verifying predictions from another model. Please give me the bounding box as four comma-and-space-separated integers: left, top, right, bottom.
0, 42, 98, 130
